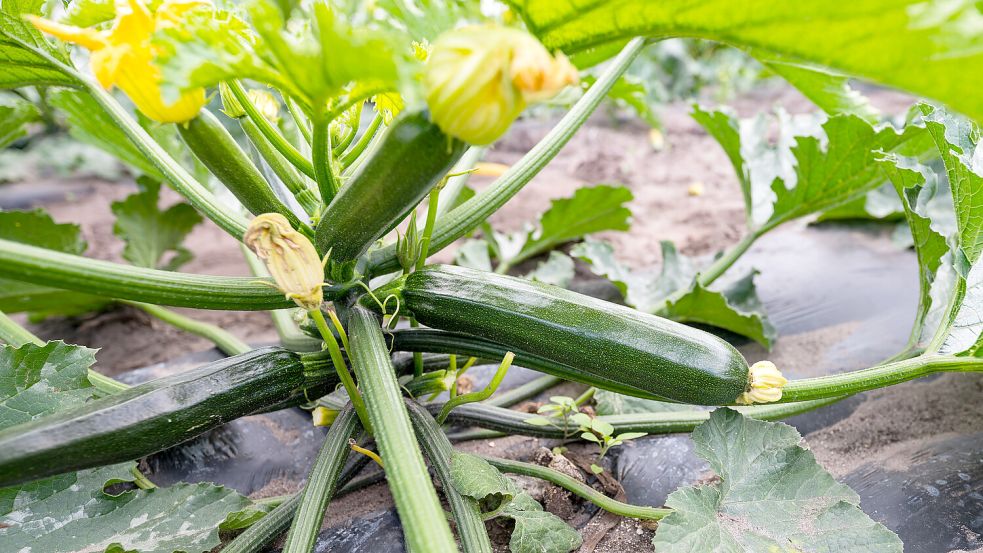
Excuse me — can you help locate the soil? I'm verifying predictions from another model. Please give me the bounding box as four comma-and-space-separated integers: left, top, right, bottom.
2, 80, 962, 551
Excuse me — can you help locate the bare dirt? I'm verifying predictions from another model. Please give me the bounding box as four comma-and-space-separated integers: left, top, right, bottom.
2, 80, 960, 551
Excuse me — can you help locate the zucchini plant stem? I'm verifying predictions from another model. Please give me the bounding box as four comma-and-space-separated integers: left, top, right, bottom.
347, 306, 458, 553
484, 456, 670, 520
0, 238, 297, 310
411, 187, 444, 376
779, 354, 983, 402
227, 80, 316, 178
340, 112, 383, 168
407, 402, 493, 553
331, 102, 361, 155
284, 95, 313, 144
309, 309, 372, 433
367, 37, 647, 275
239, 117, 321, 217
312, 110, 342, 204
0, 309, 128, 394
485, 375, 564, 407
282, 404, 361, 553
437, 352, 514, 423
85, 85, 250, 239
122, 301, 250, 356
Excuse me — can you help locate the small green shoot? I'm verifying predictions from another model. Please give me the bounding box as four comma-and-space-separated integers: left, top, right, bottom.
570, 412, 647, 472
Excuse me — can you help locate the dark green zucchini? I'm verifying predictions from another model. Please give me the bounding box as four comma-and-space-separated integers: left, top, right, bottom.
379, 264, 750, 405
314, 111, 466, 262
0, 347, 336, 487
179, 109, 307, 230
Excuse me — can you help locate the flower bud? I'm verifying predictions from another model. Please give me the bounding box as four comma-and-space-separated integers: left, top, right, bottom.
244, 213, 324, 311
248, 89, 281, 124
396, 211, 421, 272
736, 361, 787, 405
424, 25, 578, 145
219, 82, 245, 118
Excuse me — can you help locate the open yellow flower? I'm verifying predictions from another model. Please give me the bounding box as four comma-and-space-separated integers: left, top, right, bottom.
425, 25, 578, 145
244, 213, 324, 311
29, 0, 207, 123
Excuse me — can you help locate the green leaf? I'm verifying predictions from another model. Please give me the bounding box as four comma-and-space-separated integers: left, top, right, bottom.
0, 0, 79, 88
111, 179, 203, 270
62, 0, 115, 27
524, 251, 575, 287
815, 183, 904, 222
506, 0, 983, 123
652, 408, 902, 552
450, 451, 514, 511
0, 208, 86, 254
665, 271, 776, 349
584, 74, 660, 128
761, 58, 879, 123
572, 239, 775, 346
0, 341, 266, 553
516, 184, 632, 265
503, 491, 582, 553
0, 94, 38, 148
48, 89, 163, 180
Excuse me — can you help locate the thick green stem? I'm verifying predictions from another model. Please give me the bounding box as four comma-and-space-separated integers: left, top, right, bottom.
282, 404, 361, 553
367, 38, 647, 275
227, 80, 316, 178
310, 309, 371, 432
84, 85, 249, 238
124, 301, 250, 355
0, 239, 295, 310
312, 111, 342, 204
332, 102, 361, 155
780, 354, 983, 403
436, 397, 843, 438
284, 95, 313, 144
407, 401, 493, 553
485, 457, 670, 520
340, 113, 383, 168
347, 306, 457, 553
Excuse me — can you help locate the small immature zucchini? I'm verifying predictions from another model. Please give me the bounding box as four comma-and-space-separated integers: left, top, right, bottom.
314, 111, 466, 263
179, 109, 307, 230
0, 347, 335, 487
381, 265, 750, 405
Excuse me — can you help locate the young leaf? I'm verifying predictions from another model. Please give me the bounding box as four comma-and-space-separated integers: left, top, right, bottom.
0, 341, 266, 553
524, 251, 575, 287
664, 271, 776, 348
516, 184, 632, 266
652, 408, 902, 552
450, 451, 514, 511
503, 491, 582, 553
0, 94, 39, 148
505, 0, 983, 123
111, 179, 203, 270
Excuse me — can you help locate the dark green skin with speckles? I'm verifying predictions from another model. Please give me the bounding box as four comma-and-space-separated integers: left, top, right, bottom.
315, 111, 466, 261
0, 347, 334, 487
400, 265, 750, 405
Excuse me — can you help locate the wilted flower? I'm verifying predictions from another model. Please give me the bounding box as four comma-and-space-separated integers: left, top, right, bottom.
424, 25, 578, 145
30, 0, 207, 123
244, 213, 324, 311
737, 361, 787, 404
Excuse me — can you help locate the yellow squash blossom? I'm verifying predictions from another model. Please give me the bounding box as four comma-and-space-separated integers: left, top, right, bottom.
425, 25, 578, 145
736, 361, 788, 405
30, 0, 207, 123
244, 213, 325, 311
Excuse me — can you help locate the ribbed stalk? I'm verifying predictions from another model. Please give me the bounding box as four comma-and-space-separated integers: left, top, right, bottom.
347, 306, 457, 553
434, 397, 844, 438
339, 112, 383, 168
226, 80, 315, 178
366, 38, 646, 275
0, 239, 296, 310
486, 375, 563, 407
0, 309, 43, 347
282, 404, 361, 553
240, 117, 321, 217
407, 401, 492, 553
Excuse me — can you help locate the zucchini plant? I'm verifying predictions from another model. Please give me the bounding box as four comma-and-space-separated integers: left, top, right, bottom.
0, 0, 981, 552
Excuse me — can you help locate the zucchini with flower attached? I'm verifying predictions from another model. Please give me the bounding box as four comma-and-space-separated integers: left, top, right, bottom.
314, 110, 467, 265
372, 265, 784, 406
0, 347, 336, 487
